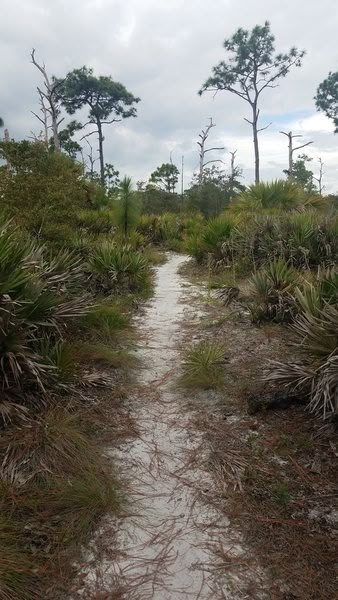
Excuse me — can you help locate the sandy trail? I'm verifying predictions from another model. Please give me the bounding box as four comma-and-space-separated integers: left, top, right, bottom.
74, 253, 243, 599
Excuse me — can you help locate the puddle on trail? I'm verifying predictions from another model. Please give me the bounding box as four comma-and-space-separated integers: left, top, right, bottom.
73, 253, 247, 600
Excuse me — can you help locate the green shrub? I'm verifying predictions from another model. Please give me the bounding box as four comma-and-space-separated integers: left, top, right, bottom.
0, 140, 91, 240
38, 338, 76, 383
185, 216, 235, 264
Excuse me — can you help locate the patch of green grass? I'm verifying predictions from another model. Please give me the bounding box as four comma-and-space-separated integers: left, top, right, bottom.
80, 303, 130, 337
39, 337, 77, 383
181, 340, 226, 389
0, 407, 120, 597
272, 482, 290, 507
277, 433, 314, 453
27, 471, 118, 544
203, 315, 228, 329
0, 515, 37, 600
198, 292, 224, 307
143, 247, 167, 265
165, 238, 185, 252
74, 342, 134, 369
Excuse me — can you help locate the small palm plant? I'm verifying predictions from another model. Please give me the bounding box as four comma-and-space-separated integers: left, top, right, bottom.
0, 220, 89, 418
268, 303, 338, 418
249, 258, 298, 323
181, 340, 226, 389
236, 179, 306, 212
89, 242, 149, 294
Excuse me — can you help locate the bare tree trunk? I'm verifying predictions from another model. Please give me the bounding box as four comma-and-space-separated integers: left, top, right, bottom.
51, 107, 60, 152
229, 150, 238, 202
314, 158, 324, 195
181, 155, 184, 200
288, 133, 293, 176
252, 105, 260, 185
97, 120, 105, 187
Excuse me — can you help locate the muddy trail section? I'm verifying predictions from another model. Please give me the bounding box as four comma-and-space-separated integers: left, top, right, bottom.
72, 253, 252, 599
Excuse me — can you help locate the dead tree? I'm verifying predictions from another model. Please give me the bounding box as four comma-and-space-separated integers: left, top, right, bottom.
31, 89, 50, 146
230, 150, 238, 180
197, 118, 224, 184
31, 49, 63, 151
85, 139, 98, 179
280, 130, 313, 178
313, 158, 325, 196
228, 150, 242, 201
181, 154, 184, 198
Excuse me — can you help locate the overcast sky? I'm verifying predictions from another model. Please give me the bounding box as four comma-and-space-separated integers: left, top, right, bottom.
1, 0, 338, 191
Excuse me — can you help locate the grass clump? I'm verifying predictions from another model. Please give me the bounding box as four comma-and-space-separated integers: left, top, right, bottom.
181, 340, 226, 389
74, 342, 133, 368
0, 516, 37, 600
80, 303, 130, 338
271, 482, 290, 507
0, 408, 120, 597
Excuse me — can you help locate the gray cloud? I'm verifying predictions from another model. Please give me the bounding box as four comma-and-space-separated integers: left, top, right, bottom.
1, 0, 338, 190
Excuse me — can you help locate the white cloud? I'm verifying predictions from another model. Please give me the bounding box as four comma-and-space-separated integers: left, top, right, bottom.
1, 0, 338, 191
287, 113, 335, 134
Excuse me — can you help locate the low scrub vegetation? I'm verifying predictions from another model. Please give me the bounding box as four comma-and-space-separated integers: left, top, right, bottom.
0, 141, 155, 597
0, 119, 337, 596
181, 181, 337, 418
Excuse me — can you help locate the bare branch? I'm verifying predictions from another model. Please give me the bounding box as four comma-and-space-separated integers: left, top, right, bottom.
257, 121, 272, 132
31, 48, 61, 151
203, 159, 225, 167
101, 118, 122, 125
81, 129, 98, 141
293, 141, 313, 152
31, 111, 45, 126
204, 146, 225, 153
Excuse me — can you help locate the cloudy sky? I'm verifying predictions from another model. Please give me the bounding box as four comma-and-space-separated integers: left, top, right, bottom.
1, 0, 338, 191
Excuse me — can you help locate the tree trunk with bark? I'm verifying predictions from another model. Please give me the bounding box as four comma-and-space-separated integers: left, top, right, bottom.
97, 120, 105, 187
